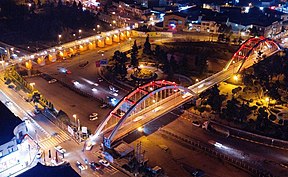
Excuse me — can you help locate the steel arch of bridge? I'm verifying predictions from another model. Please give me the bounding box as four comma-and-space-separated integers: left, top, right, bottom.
224, 36, 281, 73
93, 80, 195, 147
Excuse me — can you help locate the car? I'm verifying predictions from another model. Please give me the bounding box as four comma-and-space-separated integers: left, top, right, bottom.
152, 107, 161, 112
36, 149, 43, 159
192, 121, 201, 127
110, 91, 118, 97
76, 161, 87, 171
109, 85, 114, 91
192, 169, 205, 177
109, 85, 118, 92
89, 117, 98, 121
54, 145, 66, 154
100, 104, 108, 109
107, 96, 116, 101
92, 88, 98, 92
66, 70, 72, 74
93, 83, 99, 86
72, 80, 80, 85
90, 161, 101, 171
48, 79, 57, 84
86, 142, 94, 151
133, 116, 144, 122
98, 78, 103, 82
99, 159, 110, 167
89, 113, 98, 118
5, 100, 13, 107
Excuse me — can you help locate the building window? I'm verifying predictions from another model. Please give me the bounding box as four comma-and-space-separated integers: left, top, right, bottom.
8, 146, 13, 153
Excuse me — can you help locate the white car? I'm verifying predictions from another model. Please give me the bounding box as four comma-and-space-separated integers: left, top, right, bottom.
85, 142, 93, 151
72, 80, 80, 85
99, 159, 110, 167
110, 91, 118, 97
76, 161, 87, 170
54, 145, 66, 154
89, 113, 98, 118
36, 149, 43, 159
93, 83, 99, 86
48, 79, 57, 84
89, 117, 98, 121
92, 88, 98, 92
152, 107, 161, 112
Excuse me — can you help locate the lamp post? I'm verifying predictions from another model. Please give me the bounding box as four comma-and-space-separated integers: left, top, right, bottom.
232, 60, 235, 73
58, 34, 62, 44
73, 114, 77, 127
78, 29, 82, 39
195, 78, 199, 94
97, 25, 100, 34
30, 82, 35, 91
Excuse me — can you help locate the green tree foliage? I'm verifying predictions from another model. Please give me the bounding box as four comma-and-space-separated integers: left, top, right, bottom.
143, 35, 151, 54
112, 50, 128, 79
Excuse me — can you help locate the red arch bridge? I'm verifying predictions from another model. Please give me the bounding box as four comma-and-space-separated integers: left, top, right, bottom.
90, 36, 281, 149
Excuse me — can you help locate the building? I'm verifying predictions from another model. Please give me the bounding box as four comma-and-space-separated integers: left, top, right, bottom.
163, 12, 187, 31
18, 162, 80, 177
0, 102, 35, 175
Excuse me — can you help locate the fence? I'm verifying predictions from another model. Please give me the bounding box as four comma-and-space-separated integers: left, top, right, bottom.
159, 128, 274, 177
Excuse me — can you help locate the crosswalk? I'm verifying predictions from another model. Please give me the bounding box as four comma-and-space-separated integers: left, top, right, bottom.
91, 166, 119, 177
38, 130, 71, 150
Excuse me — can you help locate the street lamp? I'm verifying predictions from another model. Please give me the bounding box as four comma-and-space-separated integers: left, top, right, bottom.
73, 114, 77, 126
30, 82, 35, 90
78, 29, 82, 39
232, 60, 235, 73
233, 74, 239, 82
137, 127, 143, 132
195, 78, 199, 94
58, 34, 62, 44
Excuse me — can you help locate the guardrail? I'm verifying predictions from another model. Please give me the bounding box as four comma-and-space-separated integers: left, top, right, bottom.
211, 121, 288, 150
159, 128, 274, 177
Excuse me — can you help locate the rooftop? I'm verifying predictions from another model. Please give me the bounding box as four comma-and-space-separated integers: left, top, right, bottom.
0, 101, 22, 145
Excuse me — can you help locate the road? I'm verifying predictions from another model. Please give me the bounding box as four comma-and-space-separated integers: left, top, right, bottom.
0, 73, 128, 177
159, 111, 288, 176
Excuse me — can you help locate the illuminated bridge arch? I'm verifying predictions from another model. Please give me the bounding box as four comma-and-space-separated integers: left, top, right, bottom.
93, 80, 195, 148
224, 36, 281, 73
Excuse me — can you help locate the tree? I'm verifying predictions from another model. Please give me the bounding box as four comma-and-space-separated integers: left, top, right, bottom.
249, 26, 261, 37
154, 45, 161, 57
130, 40, 139, 68
169, 54, 178, 72
195, 55, 208, 74
72, 0, 77, 9
112, 50, 128, 79
77, 1, 83, 9
132, 40, 138, 53
37, 0, 42, 7
143, 35, 151, 54
130, 51, 139, 68
57, 0, 63, 8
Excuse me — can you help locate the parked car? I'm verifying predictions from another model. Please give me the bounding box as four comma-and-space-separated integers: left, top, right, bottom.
99, 159, 110, 167
89, 113, 98, 118
192, 121, 201, 127
48, 79, 57, 84
100, 104, 108, 109
36, 149, 43, 159
90, 161, 101, 171
92, 88, 98, 92
86, 142, 94, 151
76, 161, 87, 171
54, 145, 66, 154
